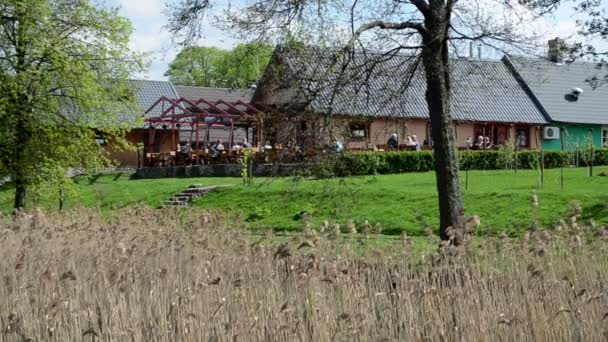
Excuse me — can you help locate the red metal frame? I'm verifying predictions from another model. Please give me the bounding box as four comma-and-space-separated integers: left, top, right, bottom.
143, 97, 264, 167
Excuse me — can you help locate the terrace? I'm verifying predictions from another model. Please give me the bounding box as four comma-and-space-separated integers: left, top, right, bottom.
143, 96, 264, 167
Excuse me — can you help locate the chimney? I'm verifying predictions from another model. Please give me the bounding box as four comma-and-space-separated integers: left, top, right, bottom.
477, 44, 482, 60
469, 42, 475, 59
548, 38, 565, 63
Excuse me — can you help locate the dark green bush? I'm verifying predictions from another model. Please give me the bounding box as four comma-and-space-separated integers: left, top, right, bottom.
593, 148, 608, 166
321, 149, 608, 176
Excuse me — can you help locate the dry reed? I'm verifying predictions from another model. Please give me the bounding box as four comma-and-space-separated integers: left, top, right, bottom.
0, 207, 607, 341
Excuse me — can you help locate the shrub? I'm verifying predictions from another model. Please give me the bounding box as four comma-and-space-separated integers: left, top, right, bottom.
315, 149, 608, 177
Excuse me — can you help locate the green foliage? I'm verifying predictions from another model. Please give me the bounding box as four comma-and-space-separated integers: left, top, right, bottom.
246, 206, 272, 222
310, 149, 608, 177
165, 42, 273, 88
497, 140, 515, 170
579, 135, 596, 167
240, 148, 254, 186
0, 0, 145, 208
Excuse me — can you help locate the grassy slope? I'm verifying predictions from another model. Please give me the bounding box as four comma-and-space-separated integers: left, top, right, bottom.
0, 167, 606, 235
0, 173, 242, 213
194, 167, 608, 235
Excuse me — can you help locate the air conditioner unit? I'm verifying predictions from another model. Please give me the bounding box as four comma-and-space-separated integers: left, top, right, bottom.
543, 126, 560, 140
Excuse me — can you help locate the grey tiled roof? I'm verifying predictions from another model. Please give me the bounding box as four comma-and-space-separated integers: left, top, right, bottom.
178, 127, 249, 143
175, 85, 254, 103
271, 47, 547, 124
507, 57, 608, 125
129, 80, 179, 118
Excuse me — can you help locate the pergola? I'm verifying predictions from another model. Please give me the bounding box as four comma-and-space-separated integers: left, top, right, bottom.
143, 96, 265, 166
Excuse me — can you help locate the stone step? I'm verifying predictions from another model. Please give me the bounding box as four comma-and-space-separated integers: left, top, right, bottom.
182, 188, 211, 194
175, 192, 198, 199
162, 185, 233, 208
164, 201, 188, 207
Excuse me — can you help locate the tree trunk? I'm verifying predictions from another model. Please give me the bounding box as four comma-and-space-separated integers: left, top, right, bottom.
14, 175, 27, 210
421, 14, 465, 243
12, 11, 30, 211
12, 115, 30, 210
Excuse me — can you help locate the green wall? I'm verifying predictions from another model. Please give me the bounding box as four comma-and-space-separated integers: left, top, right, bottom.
542, 123, 602, 150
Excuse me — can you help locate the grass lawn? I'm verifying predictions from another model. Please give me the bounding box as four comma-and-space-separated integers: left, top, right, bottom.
194, 166, 608, 235
0, 173, 242, 213
1, 167, 606, 235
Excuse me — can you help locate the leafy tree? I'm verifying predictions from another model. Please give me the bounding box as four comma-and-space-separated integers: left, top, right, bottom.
164, 46, 228, 87
165, 43, 273, 88
166, 0, 559, 244
0, 0, 145, 210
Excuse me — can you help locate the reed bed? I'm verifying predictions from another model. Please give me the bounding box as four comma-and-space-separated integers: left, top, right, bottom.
0, 207, 607, 341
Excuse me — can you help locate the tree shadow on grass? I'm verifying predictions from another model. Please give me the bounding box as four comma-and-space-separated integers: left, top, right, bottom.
87, 173, 103, 185
582, 198, 608, 224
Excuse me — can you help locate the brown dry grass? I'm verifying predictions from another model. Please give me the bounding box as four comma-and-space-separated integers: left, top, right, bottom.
1, 207, 607, 341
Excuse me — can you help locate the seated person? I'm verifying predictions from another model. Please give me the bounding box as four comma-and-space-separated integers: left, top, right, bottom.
411, 134, 421, 151
387, 133, 399, 150
484, 136, 493, 149
211, 139, 225, 158
405, 135, 416, 146
181, 142, 191, 154
474, 135, 485, 149
211, 139, 225, 151
465, 137, 474, 149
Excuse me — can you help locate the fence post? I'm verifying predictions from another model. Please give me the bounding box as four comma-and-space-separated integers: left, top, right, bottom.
589, 129, 594, 177
560, 133, 564, 191
540, 149, 544, 187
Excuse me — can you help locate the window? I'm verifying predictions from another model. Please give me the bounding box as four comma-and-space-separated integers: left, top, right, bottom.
349, 122, 367, 141
602, 127, 608, 147
515, 126, 530, 148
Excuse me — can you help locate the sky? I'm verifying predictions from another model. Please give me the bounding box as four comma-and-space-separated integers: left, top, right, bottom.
108, 0, 238, 80
107, 0, 587, 81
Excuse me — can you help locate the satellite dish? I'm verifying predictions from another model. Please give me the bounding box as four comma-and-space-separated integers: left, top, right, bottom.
571, 87, 584, 95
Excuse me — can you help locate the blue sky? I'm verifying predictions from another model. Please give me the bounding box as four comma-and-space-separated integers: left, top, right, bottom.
107, 0, 585, 81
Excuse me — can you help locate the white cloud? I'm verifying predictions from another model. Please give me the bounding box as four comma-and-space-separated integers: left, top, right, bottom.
116, 0, 163, 19
110, 0, 238, 80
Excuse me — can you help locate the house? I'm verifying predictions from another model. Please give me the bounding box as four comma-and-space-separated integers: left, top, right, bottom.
108, 42, 608, 168
107, 80, 180, 167
504, 46, 608, 150
106, 81, 257, 167
252, 46, 549, 150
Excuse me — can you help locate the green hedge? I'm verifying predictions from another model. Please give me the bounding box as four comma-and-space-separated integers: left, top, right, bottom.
326, 149, 608, 176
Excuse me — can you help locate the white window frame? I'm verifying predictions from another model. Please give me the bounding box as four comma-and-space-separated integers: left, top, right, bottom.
602, 126, 608, 148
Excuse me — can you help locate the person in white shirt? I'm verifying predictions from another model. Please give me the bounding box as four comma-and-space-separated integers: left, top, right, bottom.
465, 137, 473, 149
212, 139, 225, 151
406, 135, 416, 146
484, 136, 493, 149
475, 136, 485, 149
411, 135, 421, 151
